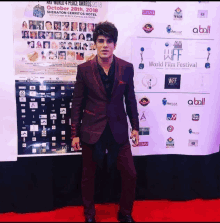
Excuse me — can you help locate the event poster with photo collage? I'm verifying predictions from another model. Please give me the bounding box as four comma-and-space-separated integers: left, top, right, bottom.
13, 1, 107, 156
13, 1, 107, 76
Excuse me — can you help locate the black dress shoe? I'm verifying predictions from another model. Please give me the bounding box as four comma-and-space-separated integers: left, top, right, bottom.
117, 212, 135, 222
85, 217, 96, 222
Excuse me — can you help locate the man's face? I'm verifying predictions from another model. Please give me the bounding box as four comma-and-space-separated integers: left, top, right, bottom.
55, 23, 58, 29
59, 53, 65, 59
81, 23, 85, 30
68, 43, 72, 47
95, 35, 116, 59
46, 22, 52, 30
50, 52, 54, 59
56, 33, 61, 39
73, 22, 77, 30
88, 23, 94, 31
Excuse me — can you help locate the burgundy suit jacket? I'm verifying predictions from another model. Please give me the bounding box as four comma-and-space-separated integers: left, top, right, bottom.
71, 55, 139, 145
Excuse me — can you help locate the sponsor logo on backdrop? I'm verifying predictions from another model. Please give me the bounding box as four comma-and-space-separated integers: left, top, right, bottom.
143, 23, 154, 33
142, 75, 157, 89
139, 47, 145, 69
174, 7, 182, 20
162, 98, 177, 106
142, 10, 155, 15
166, 25, 182, 34
167, 114, 177, 120
164, 74, 181, 89
140, 127, 150, 135
192, 114, 200, 121
19, 86, 26, 89
139, 142, 149, 146
164, 41, 182, 61
166, 137, 174, 148
140, 111, 147, 122
132, 141, 149, 147
205, 47, 211, 69
189, 128, 199, 134
188, 139, 198, 146
139, 97, 150, 106
149, 42, 197, 69
167, 125, 174, 132
19, 90, 26, 96
130, 127, 150, 135
188, 98, 205, 106
198, 10, 208, 18
193, 25, 211, 34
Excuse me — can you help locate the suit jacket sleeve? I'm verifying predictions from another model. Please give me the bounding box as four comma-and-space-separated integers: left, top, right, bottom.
71, 66, 87, 139
124, 64, 139, 132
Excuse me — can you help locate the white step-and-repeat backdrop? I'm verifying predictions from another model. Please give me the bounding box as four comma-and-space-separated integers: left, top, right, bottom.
0, 1, 220, 161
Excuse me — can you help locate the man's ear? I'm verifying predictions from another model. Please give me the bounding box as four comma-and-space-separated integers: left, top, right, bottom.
114, 43, 117, 50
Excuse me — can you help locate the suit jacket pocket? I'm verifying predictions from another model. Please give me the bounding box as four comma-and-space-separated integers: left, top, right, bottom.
84, 109, 95, 116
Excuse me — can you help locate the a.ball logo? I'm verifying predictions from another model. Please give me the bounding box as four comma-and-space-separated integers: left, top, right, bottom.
188, 98, 205, 106
193, 25, 211, 33
139, 97, 150, 106
167, 125, 174, 132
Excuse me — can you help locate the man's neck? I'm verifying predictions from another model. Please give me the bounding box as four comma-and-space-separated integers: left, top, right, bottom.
97, 55, 113, 69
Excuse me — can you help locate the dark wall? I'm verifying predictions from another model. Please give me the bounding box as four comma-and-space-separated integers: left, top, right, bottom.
1, 152, 220, 213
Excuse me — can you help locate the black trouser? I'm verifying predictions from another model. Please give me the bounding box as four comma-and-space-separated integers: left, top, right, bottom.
81, 123, 137, 218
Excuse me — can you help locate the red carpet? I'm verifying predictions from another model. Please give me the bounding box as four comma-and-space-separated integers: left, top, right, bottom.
1, 199, 220, 222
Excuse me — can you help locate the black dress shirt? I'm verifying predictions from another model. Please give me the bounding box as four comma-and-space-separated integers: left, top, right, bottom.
97, 58, 115, 101
92, 57, 121, 171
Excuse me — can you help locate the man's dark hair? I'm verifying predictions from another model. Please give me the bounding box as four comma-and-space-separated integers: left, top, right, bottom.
93, 21, 118, 44
46, 21, 52, 25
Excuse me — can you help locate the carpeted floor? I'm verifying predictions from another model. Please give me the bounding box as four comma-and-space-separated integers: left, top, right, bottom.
1, 199, 220, 222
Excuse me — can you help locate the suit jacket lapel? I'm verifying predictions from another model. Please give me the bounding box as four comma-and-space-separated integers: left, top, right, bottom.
90, 55, 107, 97
90, 54, 121, 99
111, 55, 121, 97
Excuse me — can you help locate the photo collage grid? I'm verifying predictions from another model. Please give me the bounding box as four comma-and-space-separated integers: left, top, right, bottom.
22, 20, 97, 61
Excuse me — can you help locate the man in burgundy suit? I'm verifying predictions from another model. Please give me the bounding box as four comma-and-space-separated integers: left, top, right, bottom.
71, 21, 139, 222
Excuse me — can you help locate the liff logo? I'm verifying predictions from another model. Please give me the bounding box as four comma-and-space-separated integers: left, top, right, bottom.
193, 25, 211, 33
164, 41, 182, 61
188, 98, 205, 106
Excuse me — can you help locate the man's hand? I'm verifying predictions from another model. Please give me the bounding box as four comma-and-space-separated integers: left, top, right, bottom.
71, 137, 81, 151
130, 129, 139, 147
